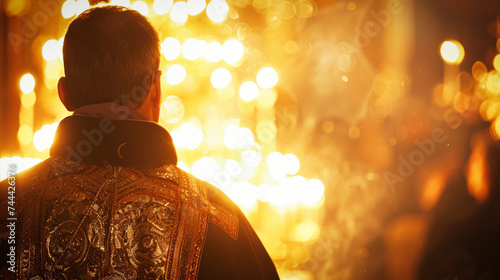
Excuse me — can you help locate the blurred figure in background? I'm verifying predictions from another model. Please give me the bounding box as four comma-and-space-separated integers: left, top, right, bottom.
417, 129, 500, 280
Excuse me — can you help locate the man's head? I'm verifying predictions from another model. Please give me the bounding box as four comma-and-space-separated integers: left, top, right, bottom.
58, 6, 162, 121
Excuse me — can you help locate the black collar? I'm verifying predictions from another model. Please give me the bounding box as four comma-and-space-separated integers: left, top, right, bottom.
50, 115, 178, 168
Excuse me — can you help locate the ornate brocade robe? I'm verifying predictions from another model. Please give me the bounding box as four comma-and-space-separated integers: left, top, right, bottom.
0, 115, 280, 280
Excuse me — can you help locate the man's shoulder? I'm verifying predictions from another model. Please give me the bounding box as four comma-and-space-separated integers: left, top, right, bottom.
173, 168, 241, 240
0, 157, 90, 201
144, 164, 238, 209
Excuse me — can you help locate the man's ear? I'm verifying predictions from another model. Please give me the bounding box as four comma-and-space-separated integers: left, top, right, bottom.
58, 77, 75, 111
150, 70, 162, 122
152, 70, 162, 108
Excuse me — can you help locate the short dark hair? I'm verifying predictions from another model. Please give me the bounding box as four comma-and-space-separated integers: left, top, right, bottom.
63, 6, 160, 109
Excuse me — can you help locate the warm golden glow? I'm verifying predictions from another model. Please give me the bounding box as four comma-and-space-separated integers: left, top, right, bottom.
420, 171, 447, 211
385, 215, 428, 280
346, 1, 357, 11
322, 121, 334, 133
291, 220, 320, 243
267, 152, 287, 179
160, 95, 185, 123
472, 61, 488, 81
171, 122, 204, 150
266, 152, 301, 179
492, 116, 500, 139
0, 157, 43, 181
5, 0, 28, 16
259, 176, 325, 207
485, 71, 500, 96
3, 1, 374, 277
21, 92, 36, 108
223, 125, 254, 149
33, 123, 59, 152
283, 153, 300, 175
493, 54, 500, 72
284, 40, 299, 54
256, 89, 277, 110
241, 145, 262, 167
17, 124, 33, 146
301, 179, 325, 206
225, 181, 260, 208
466, 140, 490, 204
348, 126, 361, 139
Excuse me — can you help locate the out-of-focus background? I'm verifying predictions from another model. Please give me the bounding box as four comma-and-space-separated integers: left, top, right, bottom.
2, 0, 500, 279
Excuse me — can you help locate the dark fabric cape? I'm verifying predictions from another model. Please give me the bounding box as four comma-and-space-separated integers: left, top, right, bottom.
0, 115, 280, 280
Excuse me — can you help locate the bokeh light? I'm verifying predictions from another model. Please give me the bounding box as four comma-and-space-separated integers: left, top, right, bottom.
267, 152, 288, 180
241, 144, 262, 167
61, 0, 77, 19
110, 0, 131, 7
493, 54, 500, 72
223, 125, 255, 150
225, 181, 260, 208
224, 159, 242, 179
211, 68, 232, 89
182, 38, 203, 60
74, 0, 90, 16
131, 0, 149, 15
5, 0, 29, 16
187, 0, 206, 16
206, 0, 229, 23
440, 40, 465, 65
204, 41, 223, 62
301, 179, 325, 205
239, 81, 260, 102
20, 74, 35, 94
222, 39, 245, 64
33, 123, 59, 152
171, 122, 204, 150
191, 156, 218, 181
6, 1, 489, 279
153, 0, 173, 15
161, 95, 185, 123
291, 220, 320, 243
177, 160, 190, 172
256, 67, 279, 89
21, 92, 36, 108
165, 64, 187, 85
162, 37, 182, 61
283, 153, 300, 175
170, 1, 189, 24
17, 125, 33, 145
42, 39, 61, 61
